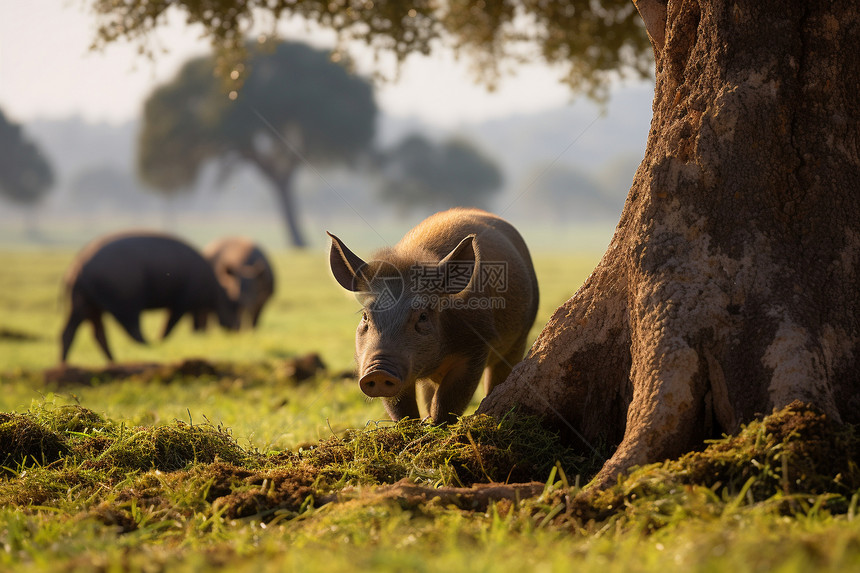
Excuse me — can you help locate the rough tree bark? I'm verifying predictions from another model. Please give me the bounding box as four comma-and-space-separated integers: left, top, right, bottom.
479, 0, 860, 487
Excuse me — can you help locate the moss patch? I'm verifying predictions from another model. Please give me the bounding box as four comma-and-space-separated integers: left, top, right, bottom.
3, 400, 860, 538
549, 401, 860, 530
0, 411, 68, 470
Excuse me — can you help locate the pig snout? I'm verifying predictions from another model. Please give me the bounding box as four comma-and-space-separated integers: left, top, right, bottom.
358, 366, 403, 398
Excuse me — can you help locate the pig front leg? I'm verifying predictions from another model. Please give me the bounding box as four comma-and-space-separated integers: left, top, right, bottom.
430, 353, 487, 424
381, 383, 421, 421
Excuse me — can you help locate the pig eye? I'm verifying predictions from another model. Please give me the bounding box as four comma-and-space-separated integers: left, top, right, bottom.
418, 312, 429, 322
361, 311, 368, 322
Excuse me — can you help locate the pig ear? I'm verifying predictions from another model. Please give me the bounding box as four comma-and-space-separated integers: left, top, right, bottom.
438, 234, 476, 295
328, 232, 367, 292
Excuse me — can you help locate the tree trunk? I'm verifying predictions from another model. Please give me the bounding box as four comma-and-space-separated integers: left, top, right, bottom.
479, 0, 860, 488
271, 170, 307, 249
250, 148, 308, 249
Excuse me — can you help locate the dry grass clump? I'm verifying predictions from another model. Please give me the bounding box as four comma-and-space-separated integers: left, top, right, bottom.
300, 413, 598, 488
545, 401, 860, 530
5, 400, 860, 534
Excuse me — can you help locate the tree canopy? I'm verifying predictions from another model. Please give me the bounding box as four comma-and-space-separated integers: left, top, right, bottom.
380, 134, 502, 213
91, 0, 651, 100
139, 40, 378, 246
0, 110, 54, 206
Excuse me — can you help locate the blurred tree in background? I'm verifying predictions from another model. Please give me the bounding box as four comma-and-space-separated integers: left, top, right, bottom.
138, 41, 377, 247
0, 109, 54, 207
380, 134, 502, 214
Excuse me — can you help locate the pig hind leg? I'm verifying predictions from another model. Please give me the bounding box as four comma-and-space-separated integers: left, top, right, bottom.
483, 334, 529, 395
90, 313, 114, 362
62, 291, 111, 363
61, 306, 87, 363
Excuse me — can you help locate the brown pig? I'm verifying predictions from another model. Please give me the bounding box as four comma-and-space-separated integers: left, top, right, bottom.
60, 232, 240, 364
328, 208, 539, 423
203, 237, 275, 329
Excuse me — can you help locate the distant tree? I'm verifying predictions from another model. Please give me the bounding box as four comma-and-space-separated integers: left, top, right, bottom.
0, 110, 54, 207
138, 41, 377, 247
380, 134, 502, 214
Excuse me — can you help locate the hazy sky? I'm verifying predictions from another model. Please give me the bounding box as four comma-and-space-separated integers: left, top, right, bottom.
0, 0, 597, 127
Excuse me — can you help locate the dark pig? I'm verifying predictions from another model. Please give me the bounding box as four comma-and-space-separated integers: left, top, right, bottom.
60, 232, 240, 363
203, 237, 275, 329
328, 208, 539, 423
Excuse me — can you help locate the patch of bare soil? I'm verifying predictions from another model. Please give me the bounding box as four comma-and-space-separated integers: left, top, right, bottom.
43, 362, 164, 386
328, 479, 547, 512
276, 352, 327, 382
43, 353, 330, 386
0, 327, 41, 341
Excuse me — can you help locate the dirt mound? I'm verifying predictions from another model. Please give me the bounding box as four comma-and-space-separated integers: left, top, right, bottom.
302, 414, 598, 487
209, 464, 319, 519
93, 421, 253, 473
0, 412, 68, 471
0, 327, 41, 341
44, 362, 165, 385
275, 352, 326, 382
42, 354, 330, 386
42, 358, 236, 386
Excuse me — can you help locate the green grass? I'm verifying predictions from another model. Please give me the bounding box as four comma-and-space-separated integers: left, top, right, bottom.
3, 246, 860, 572
2, 401, 860, 572
0, 248, 593, 371
0, 248, 598, 448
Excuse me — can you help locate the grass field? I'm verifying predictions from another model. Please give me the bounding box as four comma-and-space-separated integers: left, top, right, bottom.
0, 248, 595, 447
3, 245, 860, 572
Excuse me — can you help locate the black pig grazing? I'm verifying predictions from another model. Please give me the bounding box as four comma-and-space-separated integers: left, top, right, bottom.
328, 208, 539, 423
60, 232, 240, 363
202, 237, 275, 329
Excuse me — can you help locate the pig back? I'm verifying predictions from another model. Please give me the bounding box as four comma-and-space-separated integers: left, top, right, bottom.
395, 208, 538, 346
72, 232, 221, 313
